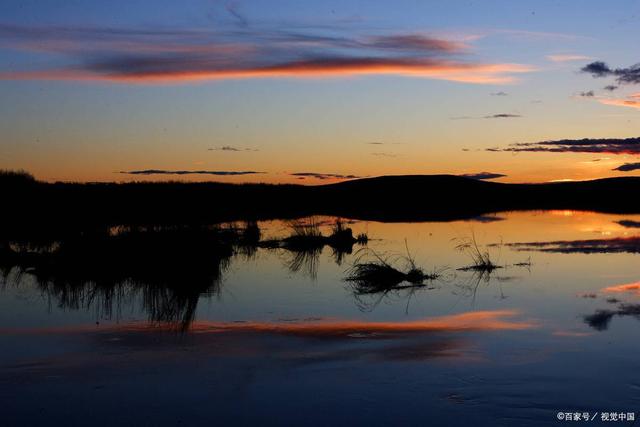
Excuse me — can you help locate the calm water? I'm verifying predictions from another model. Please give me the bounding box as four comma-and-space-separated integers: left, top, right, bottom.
2, 211, 640, 426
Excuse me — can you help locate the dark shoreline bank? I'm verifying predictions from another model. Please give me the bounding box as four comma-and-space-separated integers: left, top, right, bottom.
3, 174, 640, 237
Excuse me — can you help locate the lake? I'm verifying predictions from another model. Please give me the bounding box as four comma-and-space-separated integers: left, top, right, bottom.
1, 211, 640, 426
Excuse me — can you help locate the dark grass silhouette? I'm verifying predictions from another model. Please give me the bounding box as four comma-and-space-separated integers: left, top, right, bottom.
276, 220, 325, 279
451, 235, 530, 305
223, 221, 262, 259
453, 268, 512, 305
261, 219, 368, 279
0, 169, 36, 185
345, 244, 440, 294
344, 244, 442, 313
278, 219, 367, 251
4, 171, 640, 238
454, 234, 502, 272
0, 219, 368, 324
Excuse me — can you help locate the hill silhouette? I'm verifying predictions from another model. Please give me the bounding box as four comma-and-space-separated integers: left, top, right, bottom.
2, 170, 640, 237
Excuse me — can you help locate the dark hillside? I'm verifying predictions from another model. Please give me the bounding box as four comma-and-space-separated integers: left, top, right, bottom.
2, 171, 640, 237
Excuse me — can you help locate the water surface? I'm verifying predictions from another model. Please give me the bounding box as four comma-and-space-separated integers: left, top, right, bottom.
2, 211, 640, 426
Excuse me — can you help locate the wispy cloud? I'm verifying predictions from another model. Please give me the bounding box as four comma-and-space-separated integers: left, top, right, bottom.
613, 162, 640, 172
570, 71, 640, 108
459, 172, 507, 180
597, 96, 640, 110
365, 34, 467, 52
451, 113, 521, 120
120, 169, 264, 176
290, 172, 360, 180
225, 1, 249, 28
617, 220, 640, 229
466, 215, 506, 223
494, 29, 589, 42
546, 54, 592, 63
371, 152, 398, 157
578, 90, 595, 97
490, 91, 508, 96
484, 113, 521, 119
489, 137, 640, 155
208, 145, 259, 152
0, 23, 535, 84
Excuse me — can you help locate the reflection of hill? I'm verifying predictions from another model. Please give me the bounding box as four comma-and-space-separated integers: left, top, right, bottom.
0, 227, 236, 330
4, 174, 640, 235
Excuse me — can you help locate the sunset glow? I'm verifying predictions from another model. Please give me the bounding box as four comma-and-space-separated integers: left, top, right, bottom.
0, 0, 638, 184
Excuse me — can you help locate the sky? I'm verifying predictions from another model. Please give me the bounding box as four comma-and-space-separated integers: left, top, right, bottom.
0, 0, 639, 184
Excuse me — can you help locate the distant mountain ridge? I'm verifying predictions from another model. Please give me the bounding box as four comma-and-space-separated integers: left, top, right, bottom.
322, 174, 640, 219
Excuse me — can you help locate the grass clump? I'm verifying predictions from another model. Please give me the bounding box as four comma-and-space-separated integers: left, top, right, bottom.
355, 233, 369, 244
280, 218, 325, 250
281, 218, 367, 249
345, 242, 439, 294
455, 233, 502, 272
513, 257, 532, 268
277, 218, 368, 278
328, 219, 368, 246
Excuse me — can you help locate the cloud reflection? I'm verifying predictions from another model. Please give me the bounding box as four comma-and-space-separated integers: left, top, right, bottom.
583, 303, 640, 331
504, 236, 640, 254
602, 282, 640, 296
0, 310, 535, 337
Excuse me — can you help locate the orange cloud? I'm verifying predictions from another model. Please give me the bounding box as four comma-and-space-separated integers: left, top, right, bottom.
0, 60, 534, 85
598, 98, 640, 109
